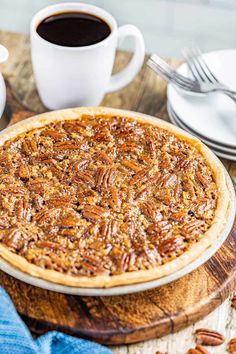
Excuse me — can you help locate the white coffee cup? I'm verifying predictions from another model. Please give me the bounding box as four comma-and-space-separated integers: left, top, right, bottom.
30, 2, 145, 110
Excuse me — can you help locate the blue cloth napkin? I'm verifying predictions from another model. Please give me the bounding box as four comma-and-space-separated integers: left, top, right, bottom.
0, 287, 113, 354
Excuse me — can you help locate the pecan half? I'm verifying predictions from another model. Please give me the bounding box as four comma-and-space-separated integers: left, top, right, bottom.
81, 255, 107, 274
109, 186, 121, 212
96, 167, 116, 192
195, 328, 225, 346
147, 138, 156, 160
16, 199, 31, 220
34, 208, 60, 224
63, 121, 87, 133
57, 216, 80, 228
158, 237, 185, 255
121, 159, 141, 172
183, 220, 204, 234
196, 172, 209, 188
2, 228, 23, 250
228, 338, 236, 354
41, 129, 66, 139
130, 169, 148, 186
141, 202, 162, 222
22, 139, 37, 154
93, 127, 112, 142
170, 211, 187, 222
82, 204, 109, 222
46, 196, 76, 208
147, 221, 172, 237
33, 152, 64, 163
74, 171, 95, 187
188, 345, 209, 354
36, 241, 63, 250
95, 151, 113, 165
100, 220, 117, 240
118, 142, 141, 154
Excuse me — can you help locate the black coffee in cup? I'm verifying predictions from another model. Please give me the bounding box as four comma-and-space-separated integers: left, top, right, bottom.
36, 12, 111, 47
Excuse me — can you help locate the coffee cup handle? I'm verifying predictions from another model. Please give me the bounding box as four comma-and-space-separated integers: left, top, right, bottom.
106, 24, 145, 93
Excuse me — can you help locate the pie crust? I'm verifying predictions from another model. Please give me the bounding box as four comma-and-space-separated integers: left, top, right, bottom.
0, 107, 231, 288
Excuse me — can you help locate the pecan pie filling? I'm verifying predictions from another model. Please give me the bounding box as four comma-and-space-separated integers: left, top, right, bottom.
0, 114, 218, 277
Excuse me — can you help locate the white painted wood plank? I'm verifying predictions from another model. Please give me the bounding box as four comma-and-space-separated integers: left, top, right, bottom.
111, 294, 236, 354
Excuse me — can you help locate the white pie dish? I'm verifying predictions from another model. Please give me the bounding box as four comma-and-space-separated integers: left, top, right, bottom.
0, 111, 234, 296
0, 73, 6, 120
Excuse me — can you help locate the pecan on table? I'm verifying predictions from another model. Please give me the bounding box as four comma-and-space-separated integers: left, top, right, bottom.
228, 338, 236, 354
195, 328, 224, 346
187, 345, 210, 354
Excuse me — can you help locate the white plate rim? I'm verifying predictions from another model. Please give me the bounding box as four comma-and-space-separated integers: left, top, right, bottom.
168, 103, 236, 154
168, 104, 236, 161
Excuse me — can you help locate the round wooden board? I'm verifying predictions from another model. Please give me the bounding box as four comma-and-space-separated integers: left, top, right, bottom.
0, 217, 235, 345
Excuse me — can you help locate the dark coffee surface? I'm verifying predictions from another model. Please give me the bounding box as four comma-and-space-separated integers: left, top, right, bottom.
36, 12, 111, 47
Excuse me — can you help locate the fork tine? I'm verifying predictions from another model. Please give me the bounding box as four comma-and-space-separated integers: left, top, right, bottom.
182, 49, 202, 81
190, 47, 215, 83
182, 48, 206, 82
184, 47, 215, 84
192, 47, 218, 83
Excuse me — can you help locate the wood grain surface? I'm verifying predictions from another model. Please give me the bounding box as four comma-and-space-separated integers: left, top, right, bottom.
0, 30, 236, 353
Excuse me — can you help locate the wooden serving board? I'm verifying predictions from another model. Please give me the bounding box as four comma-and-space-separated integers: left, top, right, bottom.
0, 79, 236, 346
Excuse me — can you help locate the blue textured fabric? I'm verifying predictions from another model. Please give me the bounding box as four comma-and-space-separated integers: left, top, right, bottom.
0, 287, 113, 354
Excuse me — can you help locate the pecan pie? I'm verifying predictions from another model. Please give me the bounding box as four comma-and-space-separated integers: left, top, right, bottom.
0, 107, 231, 287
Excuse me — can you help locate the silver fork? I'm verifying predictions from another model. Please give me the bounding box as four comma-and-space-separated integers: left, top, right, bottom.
182, 47, 236, 102
147, 54, 236, 96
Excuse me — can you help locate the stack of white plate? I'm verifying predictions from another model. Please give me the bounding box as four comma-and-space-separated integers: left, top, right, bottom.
167, 50, 236, 161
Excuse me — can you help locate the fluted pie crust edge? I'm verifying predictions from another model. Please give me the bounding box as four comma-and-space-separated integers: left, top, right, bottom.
0, 107, 232, 288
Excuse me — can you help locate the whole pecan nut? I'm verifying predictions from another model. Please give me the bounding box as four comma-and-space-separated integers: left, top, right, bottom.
195, 328, 224, 346
231, 296, 236, 309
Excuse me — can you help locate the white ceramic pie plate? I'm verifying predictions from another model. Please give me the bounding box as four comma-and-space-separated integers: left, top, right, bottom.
0, 73, 6, 119
0, 110, 235, 296
0, 170, 234, 296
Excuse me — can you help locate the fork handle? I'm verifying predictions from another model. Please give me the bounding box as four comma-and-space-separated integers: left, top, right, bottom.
222, 91, 236, 103
213, 87, 236, 96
